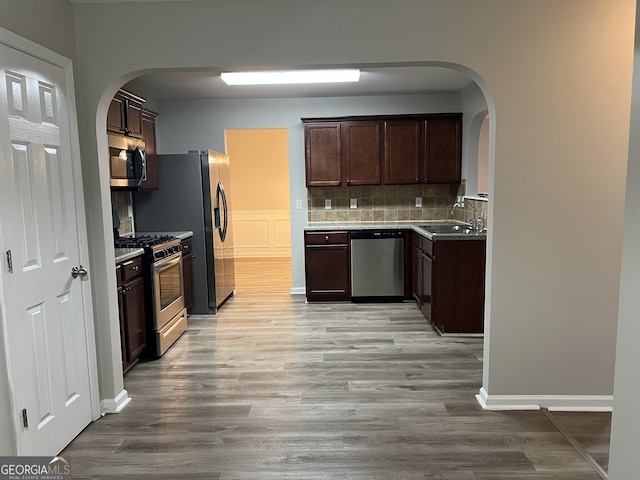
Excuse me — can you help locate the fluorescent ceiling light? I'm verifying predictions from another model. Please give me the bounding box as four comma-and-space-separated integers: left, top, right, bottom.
221, 69, 360, 86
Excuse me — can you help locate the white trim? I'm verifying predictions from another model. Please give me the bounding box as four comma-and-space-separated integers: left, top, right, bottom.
62, 38, 102, 424
101, 389, 131, 414
0, 28, 70, 69
476, 387, 613, 412
290, 287, 306, 295
232, 209, 291, 258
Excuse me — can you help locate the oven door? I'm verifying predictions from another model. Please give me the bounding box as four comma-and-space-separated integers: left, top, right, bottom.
152, 252, 185, 329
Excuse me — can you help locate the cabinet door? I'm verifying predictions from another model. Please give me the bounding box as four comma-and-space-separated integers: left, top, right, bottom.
432, 240, 485, 334
421, 253, 433, 323
107, 94, 126, 134
342, 121, 381, 186
123, 276, 147, 362
305, 123, 342, 186
117, 284, 127, 369
124, 98, 143, 138
411, 242, 423, 303
425, 116, 462, 183
305, 245, 350, 301
384, 120, 422, 185
139, 109, 158, 190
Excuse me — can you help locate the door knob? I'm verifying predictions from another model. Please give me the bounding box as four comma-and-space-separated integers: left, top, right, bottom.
71, 265, 88, 278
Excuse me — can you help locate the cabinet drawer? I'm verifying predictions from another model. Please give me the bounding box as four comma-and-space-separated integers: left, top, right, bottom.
305, 231, 348, 245
180, 237, 193, 256
121, 256, 143, 282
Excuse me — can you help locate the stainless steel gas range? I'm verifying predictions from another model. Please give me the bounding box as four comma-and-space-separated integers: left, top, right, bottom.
114, 234, 188, 357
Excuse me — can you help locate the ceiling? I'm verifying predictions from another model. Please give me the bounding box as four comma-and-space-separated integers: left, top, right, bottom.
124, 66, 474, 101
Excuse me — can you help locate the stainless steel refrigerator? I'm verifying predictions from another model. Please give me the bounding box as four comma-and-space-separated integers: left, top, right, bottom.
134, 150, 235, 314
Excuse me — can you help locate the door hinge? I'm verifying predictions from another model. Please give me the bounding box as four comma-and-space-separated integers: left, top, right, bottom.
6, 250, 13, 274
21, 408, 28, 428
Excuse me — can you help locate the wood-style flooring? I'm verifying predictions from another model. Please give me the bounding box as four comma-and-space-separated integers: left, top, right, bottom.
63, 257, 611, 479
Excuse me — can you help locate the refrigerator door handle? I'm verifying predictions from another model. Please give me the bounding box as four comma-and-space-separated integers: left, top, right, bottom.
217, 181, 229, 242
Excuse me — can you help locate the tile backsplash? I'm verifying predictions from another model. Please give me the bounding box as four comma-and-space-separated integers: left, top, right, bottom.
111, 191, 134, 236
113, 181, 488, 239
308, 181, 488, 226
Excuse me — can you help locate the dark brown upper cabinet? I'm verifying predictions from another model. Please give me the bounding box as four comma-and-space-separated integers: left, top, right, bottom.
303, 113, 462, 187
384, 119, 422, 185
341, 121, 381, 186
107, 89, 145, 138
107, 89, 160, 190
425, 116, 462, 184
304, 122, 342, 187
139, 108, 159, 190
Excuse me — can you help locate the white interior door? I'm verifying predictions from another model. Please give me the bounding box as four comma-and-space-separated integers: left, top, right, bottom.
0, 42, 94, 455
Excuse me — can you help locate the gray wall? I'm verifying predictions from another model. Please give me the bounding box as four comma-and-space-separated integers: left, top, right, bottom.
70, 0, 632, 408
152, 93, 463, 289
0, 0, 76, 60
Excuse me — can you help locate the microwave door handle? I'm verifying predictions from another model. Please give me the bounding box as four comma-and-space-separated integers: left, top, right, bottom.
135, 147, 146, 186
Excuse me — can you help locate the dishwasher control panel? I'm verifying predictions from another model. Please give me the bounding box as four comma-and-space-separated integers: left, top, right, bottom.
350, 230, 405, 239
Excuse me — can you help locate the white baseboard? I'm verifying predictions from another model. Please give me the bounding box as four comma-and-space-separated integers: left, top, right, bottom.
234, 251, 291, 259
101, 389, 131, 414
476, 387, 613, 412
290, 287, 306, 295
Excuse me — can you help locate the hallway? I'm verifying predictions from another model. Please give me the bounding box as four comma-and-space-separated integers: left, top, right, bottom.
63, 259, 610, 479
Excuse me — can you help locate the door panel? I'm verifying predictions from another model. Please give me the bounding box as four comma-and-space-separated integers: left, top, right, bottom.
0, 42, 93, 455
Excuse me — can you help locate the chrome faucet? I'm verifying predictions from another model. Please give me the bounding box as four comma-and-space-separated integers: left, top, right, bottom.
451, 197, 483, 231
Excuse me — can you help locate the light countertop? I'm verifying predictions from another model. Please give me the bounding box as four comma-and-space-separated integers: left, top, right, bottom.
305, 221, 487, 241
136, 230, 194, 240
114, 231, 194, 264
115, 247, 145, 264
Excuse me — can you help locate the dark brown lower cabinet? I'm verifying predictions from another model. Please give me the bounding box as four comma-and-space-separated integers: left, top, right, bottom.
117, 256, 147, 373
411, 235, 423, 303
412, 233, 485, 334
304, 231, 350, 301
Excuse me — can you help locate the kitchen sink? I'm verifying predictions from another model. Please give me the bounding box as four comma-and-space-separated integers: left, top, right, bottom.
419, 222, 477, 234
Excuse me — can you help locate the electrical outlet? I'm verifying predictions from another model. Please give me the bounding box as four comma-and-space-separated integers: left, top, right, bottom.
296, 199, 303, 210
325, 199, 332, 210
350, 198, 357, 209
415, 197, 422, 208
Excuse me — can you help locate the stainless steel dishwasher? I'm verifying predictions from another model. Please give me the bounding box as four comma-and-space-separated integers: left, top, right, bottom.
350, 230, 404, 301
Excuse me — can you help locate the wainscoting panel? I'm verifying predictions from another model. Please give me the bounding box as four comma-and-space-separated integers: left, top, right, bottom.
233, 210, 291, 258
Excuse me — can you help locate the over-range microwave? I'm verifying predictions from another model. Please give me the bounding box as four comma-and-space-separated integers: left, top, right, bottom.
108, 133, 146, 189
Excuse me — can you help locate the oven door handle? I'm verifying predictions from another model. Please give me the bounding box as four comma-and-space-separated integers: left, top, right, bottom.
153, 252, 182, 272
